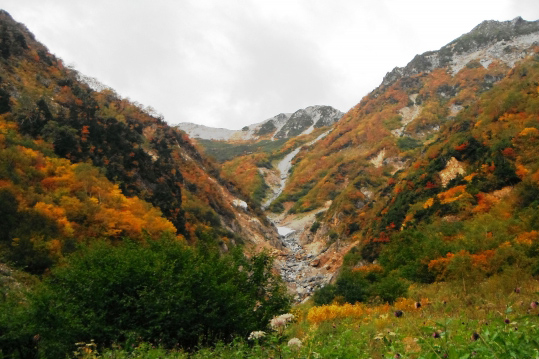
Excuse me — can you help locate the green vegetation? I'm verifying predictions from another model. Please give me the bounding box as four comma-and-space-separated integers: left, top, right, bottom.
197, 139, 287, 163
0, 238, 290, 358
23, 274, 539, 359
397, 136, 421, 150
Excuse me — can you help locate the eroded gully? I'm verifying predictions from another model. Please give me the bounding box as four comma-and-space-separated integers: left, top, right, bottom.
263, 131, 334, 302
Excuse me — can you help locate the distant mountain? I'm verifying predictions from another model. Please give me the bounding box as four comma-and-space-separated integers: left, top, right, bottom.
177, 105, 343, 141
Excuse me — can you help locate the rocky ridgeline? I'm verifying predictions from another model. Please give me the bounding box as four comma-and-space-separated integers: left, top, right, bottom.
177, 105, 343, 142
382, 17, 539, 86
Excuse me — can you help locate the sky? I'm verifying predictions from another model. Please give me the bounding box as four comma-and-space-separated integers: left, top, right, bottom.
3, 1, 539, 130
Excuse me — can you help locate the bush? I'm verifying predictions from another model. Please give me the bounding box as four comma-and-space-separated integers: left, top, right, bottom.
312, 284, 337, 305
368, 274, 408, 303
28, 238, 290, 357
334, 270, 370, 304
310, 221, 321, 233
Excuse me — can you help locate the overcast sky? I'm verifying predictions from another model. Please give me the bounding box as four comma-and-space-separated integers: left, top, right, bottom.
3, 1, 539, 129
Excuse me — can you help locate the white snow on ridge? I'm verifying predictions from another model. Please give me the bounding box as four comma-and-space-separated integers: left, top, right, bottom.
177, 105, 343, 142
176, 122, 255, 141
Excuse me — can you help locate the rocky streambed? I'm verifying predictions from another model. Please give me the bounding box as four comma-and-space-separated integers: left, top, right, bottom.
261, 130, 337, 301
277, 226, 334, 302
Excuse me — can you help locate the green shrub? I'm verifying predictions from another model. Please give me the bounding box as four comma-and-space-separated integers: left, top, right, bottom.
368, 274, 408, 303
312, 284, 337, 305
334, 270, 370, 304
310, 221, 321, 233
397, 136, 421, 150
28, 238, 290, 357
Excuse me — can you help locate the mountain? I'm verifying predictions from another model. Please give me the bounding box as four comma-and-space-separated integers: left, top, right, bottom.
0, 9, 280, 273
382, 16, 539, 86
249, 17, 539, 302
177, 105, 343, 142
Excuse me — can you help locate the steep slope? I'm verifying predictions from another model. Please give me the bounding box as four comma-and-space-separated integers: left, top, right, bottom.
258, 17, 539, 300
0, 10, 279, 254
0, 118, 177, 273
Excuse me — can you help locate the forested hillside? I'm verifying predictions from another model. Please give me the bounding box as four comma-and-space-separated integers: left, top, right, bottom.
262, 17, 539, 304
0, 9, 289, 358
0, 9, 279, 262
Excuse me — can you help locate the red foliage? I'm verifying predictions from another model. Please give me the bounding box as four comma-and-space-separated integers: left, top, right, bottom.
454, 142, 468, 151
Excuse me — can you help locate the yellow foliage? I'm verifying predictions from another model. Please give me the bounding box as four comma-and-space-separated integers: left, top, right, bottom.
34, 201, 74, 236
518, 127, 539, 137
307, 303, 369, 324
516, 164, 529, 178
423, 198, 434, 209
394, 297, 430, 311
353, 263, 383, 273
307, 298, 429, 325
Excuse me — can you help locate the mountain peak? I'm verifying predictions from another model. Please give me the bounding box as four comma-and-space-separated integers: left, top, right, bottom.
177, 105, 343, 142
382, 17, 539, 87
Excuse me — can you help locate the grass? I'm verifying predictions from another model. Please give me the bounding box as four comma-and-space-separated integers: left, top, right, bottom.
73, 271, 539, 359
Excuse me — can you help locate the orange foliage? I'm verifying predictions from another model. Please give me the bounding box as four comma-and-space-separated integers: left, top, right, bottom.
472, 192, 500, 213
437, 185, 468, 204
516, 231, 539, 246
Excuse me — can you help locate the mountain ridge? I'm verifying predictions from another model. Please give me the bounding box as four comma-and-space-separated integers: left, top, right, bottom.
177, 105, 343, 142
382, 16, 539, 86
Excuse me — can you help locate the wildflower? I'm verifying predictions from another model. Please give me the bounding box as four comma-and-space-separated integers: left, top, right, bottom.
288, 338, 302, 350
432, 331, 441, 338
248, 331, 266, 341
394, 310, 403, 318
270, 313, 295, 330
530, 301, 538, 309
471, 332, 480, 341
504, 318, 510, 324
394, 354, 401, 359
514, 287, 521, 294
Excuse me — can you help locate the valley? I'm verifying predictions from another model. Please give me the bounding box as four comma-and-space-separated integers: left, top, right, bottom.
261, 129, 336, 301
3, 10, 539, 358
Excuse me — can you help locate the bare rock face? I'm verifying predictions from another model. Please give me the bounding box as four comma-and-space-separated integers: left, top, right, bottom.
440, 157, 466, 187
382, 17, 539, 87
177, 105, 343, 142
